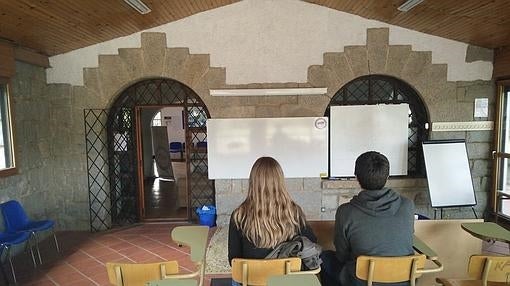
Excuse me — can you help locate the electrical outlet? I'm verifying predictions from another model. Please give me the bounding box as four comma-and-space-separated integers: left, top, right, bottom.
321, 207, 326, 212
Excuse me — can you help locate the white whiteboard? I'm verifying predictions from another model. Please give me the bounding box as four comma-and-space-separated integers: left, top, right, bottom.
330, 105, 409, 177
423, 141, 476, 207
207, 117, 328, 179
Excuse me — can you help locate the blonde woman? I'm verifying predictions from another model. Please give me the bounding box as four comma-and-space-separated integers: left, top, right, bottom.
228, 157, 317, 265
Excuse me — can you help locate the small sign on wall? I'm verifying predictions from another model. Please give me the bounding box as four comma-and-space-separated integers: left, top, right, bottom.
163, 116, 172, 126
474, 98, 488, 118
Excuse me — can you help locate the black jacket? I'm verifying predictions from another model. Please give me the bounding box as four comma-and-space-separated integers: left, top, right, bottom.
228, 216, 317, 264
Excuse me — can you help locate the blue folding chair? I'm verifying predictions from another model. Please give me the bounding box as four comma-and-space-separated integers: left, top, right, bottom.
0, 200, 59, 265
196, 141, 207, 149
0, 231, 34, 284
169, 142, 184, 159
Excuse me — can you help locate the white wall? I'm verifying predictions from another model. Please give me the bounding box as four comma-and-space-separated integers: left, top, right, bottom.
161, 107, 185, 145
47, 0, 493, 86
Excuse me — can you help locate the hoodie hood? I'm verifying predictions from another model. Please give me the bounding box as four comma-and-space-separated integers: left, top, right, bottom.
350, 188, 402, 217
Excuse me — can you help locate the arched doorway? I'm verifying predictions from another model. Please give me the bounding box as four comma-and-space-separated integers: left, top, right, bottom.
86, 78, 214, 229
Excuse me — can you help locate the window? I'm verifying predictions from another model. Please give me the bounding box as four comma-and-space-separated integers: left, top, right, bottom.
0, 82, 15, 176
325, 75, 430, 177
151, 111, 162, 127
492, 83, 510, 221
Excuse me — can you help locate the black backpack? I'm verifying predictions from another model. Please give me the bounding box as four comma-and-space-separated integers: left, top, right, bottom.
265, 236, 322, 270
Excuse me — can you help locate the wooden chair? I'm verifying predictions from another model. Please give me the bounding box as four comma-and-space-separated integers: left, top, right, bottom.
170, 225, 209, 286
231, 257, 321, 286
267, 274, 321, 286
436, 255, 510, 286
356, 254, 444, 286
106, 225, 209, 286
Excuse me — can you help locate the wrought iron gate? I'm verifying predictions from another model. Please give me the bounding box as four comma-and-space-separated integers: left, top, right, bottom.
84, 108, 138, 231
84, 109, 111, 232
186, 99, 215, 215
85, 78, 215, 231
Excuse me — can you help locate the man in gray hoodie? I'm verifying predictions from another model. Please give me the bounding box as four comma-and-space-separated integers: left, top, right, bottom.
321, 151, 415, 286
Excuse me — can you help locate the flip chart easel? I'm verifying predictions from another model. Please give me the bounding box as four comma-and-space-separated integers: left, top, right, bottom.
422, 140, 477, 219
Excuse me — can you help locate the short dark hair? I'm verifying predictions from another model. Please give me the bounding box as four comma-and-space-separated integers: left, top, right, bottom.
354, 151, 390, 190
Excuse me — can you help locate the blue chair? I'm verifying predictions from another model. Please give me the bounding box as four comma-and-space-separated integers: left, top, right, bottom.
0, 231, 34, 284
0, 200, 59, 265
169, 142, 184, 159
196, 141, 207, 149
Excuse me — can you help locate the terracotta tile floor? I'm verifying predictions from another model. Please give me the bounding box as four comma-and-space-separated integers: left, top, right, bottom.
7, 222, 510, 286
10, 223, 229, 286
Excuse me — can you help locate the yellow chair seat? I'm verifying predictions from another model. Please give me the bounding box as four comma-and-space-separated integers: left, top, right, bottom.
267, 274, 321, 286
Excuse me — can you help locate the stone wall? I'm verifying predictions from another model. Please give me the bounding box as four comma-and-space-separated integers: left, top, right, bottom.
0, 62, 89, 230
0, 27, 494, 230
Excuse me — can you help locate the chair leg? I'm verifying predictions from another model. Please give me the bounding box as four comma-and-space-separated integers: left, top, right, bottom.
198, 262, 205, 286
25, 239, 37, 268
8, 256, 16, 284
53, 231, 60, 253
33, 232, 43, 265
0, 245, 11, 285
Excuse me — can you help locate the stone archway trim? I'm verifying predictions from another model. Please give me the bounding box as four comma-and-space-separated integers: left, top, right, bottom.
81, 28, 455, 122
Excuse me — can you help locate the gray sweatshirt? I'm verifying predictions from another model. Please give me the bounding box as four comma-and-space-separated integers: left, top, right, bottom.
335, 188, 415, 286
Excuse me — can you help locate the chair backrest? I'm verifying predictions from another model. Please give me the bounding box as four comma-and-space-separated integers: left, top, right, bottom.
356, 254, 426, 286
0, 200, 30, 232
231, 258, 302, 286
106, 261, 179, 286
467, 255, 510, 284
267, 274, 321, 286
171, 226, 209, 263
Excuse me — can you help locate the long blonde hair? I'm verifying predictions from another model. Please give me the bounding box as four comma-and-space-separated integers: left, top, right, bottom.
232, 157, 307, 248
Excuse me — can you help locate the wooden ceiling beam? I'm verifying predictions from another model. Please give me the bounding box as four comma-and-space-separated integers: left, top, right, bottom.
0, 42, 15, 78
494, 46, 510, 79
0, 0, 505, 56
14, 47, 49, 68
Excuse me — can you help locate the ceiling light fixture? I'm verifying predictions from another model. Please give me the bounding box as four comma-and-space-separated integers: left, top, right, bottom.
397, 0, 425, 12
123, 0, 151, 14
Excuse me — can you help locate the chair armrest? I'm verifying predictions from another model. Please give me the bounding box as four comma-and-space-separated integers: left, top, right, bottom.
164, 261, 203, 280
165, 271, 200, 279
413, 236, 438, 260
416, 258, 444, 274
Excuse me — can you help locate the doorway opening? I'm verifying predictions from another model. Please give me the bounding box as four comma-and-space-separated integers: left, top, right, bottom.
140, 106, 188, 220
